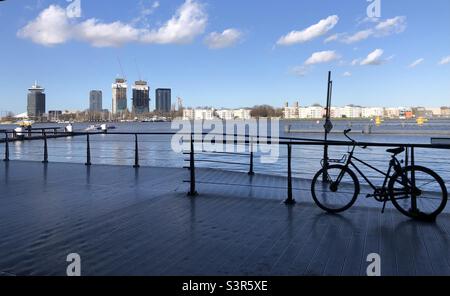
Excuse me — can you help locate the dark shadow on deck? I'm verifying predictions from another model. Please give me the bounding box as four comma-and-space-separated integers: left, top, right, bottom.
1, 161, 450, 276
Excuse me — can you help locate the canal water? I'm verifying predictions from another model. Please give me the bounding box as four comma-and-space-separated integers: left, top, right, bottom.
1, 120, 449, 187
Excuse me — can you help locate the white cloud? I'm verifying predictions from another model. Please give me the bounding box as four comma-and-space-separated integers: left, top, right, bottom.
360, 49, 385, 66
304, 50, 340, 65
334, 16, 407, 44
133, 1, 161, 26
291, 65, 309, 77
17, 5, 72, 46
204, 29, 242, 49
439, 56, 450, 65
324, 34, 339, 43
76, 19, 140, 47
351, 58, 361, 66
18, 0, 207, 47
343, 71, 352, 77
342, 29, 373, 44
375, 16, 407, 36
408, 58, 424, 68
140, 0, 207, 44
277, 15, 339, 46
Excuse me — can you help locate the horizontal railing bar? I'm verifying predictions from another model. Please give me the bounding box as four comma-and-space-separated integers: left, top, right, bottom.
4, 130, 450, 150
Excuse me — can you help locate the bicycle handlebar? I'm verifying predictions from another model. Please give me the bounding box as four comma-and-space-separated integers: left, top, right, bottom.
343, 129, 367, 149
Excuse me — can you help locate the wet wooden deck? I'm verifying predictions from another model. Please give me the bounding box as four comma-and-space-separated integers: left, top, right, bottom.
1, 161, 450, 276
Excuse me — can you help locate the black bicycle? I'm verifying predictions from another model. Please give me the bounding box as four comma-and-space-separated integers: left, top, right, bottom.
311, 129, 448, 220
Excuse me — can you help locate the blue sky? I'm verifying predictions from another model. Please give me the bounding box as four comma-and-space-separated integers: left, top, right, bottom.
0, 0, 449, 114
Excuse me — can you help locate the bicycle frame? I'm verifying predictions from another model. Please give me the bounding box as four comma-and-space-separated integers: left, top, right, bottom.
334, 143, 403, 195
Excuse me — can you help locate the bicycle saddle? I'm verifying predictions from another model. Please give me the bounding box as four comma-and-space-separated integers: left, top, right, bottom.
386, 147, 405, 155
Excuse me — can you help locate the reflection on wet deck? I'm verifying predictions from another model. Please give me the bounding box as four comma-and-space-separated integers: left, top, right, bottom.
1, 161, 449, 275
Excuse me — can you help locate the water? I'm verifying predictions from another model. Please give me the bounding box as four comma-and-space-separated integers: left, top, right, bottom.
1, 120, 449, 188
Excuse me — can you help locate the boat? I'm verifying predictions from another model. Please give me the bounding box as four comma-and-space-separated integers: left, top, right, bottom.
16, 120, 34, 127
85, 125, 98, 131
96, 124, 116, 131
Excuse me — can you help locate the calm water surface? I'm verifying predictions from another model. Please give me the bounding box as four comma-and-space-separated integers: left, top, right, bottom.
1, 120, 449, 186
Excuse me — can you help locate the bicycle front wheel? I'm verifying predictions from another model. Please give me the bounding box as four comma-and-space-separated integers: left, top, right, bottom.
389, 165, 448, 220
311, 165, 360, 213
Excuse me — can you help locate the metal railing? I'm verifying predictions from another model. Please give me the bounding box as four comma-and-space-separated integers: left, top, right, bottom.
2, 130, 450, 205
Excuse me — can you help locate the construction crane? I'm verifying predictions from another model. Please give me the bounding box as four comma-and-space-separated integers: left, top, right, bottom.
117, 57, 127, 81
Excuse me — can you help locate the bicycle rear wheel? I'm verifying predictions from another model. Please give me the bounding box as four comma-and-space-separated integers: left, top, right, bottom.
388, 165, 448, 220
311, 164, 360, 213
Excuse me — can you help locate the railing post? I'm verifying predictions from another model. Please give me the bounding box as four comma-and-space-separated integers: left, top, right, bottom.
3, 132, 9, 162
27, 126, 31, 138
188, 133, 198, 197
248, 137, 255, 176
85, 133, 91, 166
410, 147, 418, 213
284, 144, 296, 205
42, 132, 48, 163
133, 134, 140, 168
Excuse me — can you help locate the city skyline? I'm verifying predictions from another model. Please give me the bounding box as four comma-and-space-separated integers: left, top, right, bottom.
0, 0, 449, 114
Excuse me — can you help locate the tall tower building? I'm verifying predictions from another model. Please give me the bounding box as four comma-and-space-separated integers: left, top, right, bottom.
155, 88, 171, 113
27, 81, 46, 119
89, 90, 103, 112
132, 80, 150, 114
112, 78, 127, 114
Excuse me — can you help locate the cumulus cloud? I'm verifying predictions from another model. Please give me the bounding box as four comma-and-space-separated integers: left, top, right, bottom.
17, 5, 72, 46
360, 49, 385, 66
76, 20, 140, 47
291, 50, 341, 77
18, 0, 207, 47
277, 15, 339, 46
374, 16, 407, 36
408, 58, 424, 68
204, 29, 242, 49
140, 0, 207, 44
329, 16, 407, 44
324, 33, 340, 43
342, 29, 373, 44
439, 56, 450, 65
304, 50, 340, 65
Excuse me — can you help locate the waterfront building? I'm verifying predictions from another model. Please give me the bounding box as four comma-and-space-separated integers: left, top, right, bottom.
300, 105, 324, 119
89, 90, 103, 112
441, 107, 450, 117
27, 81, 46, 119
183, 108, 215, 120
428, 108, 442, 117
283, 102, 300, 119
183, 109, 194, 120
112, 78, 127, 115
132, 80, 150, 114
384, 107, 400, 118
330, 107, 343, 118
217, 109, 234, 120
194, 109, 215, 120
233, 109, 252, 120
341, 105, 363, 118
155, 88, 171, 113
361, 107, 384, 118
